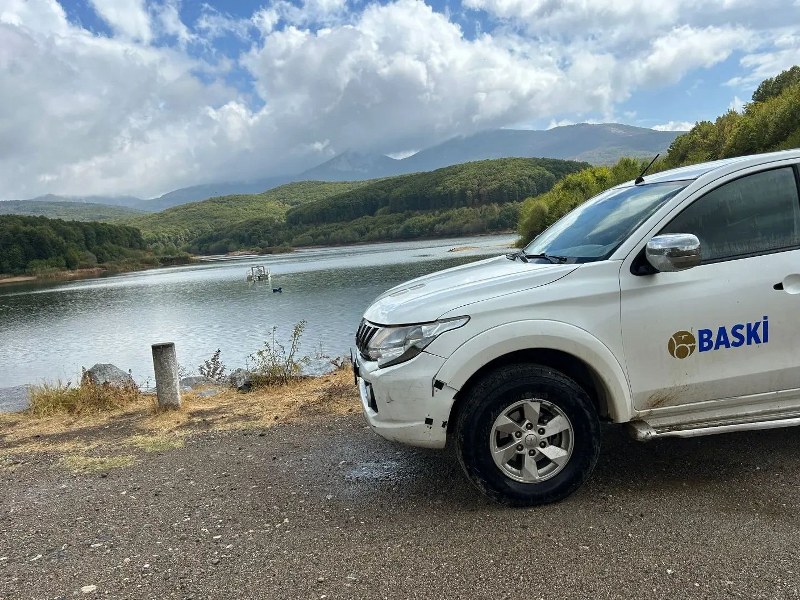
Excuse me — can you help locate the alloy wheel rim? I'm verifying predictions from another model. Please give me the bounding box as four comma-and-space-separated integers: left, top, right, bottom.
489, 398, 574, 483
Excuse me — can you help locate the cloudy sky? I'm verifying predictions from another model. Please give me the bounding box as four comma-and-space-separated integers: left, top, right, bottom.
1, 0, 798, 199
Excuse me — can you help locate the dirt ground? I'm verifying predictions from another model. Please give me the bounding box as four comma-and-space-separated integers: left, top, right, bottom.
2, 370, 800, 599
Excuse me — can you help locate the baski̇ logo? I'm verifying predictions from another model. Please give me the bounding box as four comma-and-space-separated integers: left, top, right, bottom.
668, 316, 769, 359
668, 330, 697, 359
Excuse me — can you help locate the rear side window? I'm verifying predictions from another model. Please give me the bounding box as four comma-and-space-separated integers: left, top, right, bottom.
661, 167, 800, 262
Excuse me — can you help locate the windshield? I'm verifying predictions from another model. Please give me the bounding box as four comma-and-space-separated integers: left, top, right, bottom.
524, 181, 689, 262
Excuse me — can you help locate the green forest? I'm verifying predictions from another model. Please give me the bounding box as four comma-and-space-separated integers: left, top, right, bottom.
517, 65, 800, 243
0, 200, 144, 222
172, 157, 587, 254
286, 158, 587, 226
188, 203, 521, 254
127, 180, 369, 253
0, 215, 148, 275
126, 157, 586, 254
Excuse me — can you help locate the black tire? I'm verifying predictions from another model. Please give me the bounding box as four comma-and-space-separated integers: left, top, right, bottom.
455, 363, 601, 506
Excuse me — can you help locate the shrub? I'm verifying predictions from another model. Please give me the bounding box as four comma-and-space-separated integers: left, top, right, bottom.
27, 374, 140, 417
249, 321, 311, 386
199, 349, 227, 382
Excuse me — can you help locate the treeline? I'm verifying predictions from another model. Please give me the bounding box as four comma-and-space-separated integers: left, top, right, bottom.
664, 65, 800, 167
0, 200, 143, 223
517, 65, 800, 243
0, 215, 146, 274
286, 158, 587, 226
188, 203, 521, 254
129, 180, 368, 252
518, 158, 646, 241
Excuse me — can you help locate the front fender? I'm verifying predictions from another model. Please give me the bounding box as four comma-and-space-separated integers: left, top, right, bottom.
434, 320, 634, 423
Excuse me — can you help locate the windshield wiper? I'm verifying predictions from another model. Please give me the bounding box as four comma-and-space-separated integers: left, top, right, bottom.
505, 250, 529, 263
523, 253, 569, 264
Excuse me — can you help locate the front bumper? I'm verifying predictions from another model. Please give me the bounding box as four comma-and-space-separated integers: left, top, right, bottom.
352, 350, 456, 449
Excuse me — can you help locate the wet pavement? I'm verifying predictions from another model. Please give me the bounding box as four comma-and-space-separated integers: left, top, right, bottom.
2, 414, 800, 599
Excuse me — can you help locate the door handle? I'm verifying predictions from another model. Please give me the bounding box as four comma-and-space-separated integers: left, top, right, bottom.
775, 275, 800, 294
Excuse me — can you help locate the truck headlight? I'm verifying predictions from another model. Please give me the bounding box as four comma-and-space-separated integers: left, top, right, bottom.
367, 316, 469, 368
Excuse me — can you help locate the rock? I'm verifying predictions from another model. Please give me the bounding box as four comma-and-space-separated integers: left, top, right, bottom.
228, 369, 253, 392
179, 376, 215, 391
80, 585, 97, 594
83, 364, 136, 388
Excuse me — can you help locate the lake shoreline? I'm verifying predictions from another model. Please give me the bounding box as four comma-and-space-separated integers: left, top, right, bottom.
0, 234, 517, 390
0, 231, 520, 285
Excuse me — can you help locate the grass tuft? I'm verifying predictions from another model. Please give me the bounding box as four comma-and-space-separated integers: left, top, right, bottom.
128, 434, 184, 453
61, 454, 136, 473
27, 379, 140, 417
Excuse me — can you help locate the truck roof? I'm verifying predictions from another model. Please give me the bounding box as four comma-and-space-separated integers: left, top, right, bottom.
636, 149, 800, 185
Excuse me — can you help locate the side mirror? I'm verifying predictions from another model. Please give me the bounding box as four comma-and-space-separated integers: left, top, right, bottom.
646, 234, 701, 272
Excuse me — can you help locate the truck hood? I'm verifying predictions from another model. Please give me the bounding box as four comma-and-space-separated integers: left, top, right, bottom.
364, 255, 578, 324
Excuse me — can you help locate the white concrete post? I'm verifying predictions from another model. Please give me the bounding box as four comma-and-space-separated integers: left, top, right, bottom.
151, 342, 181, 409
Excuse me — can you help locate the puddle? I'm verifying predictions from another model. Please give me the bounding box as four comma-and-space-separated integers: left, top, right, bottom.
345, 459, 404, 482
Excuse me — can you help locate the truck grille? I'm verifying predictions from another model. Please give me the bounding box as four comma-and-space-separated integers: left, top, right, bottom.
355, 320, 381, 359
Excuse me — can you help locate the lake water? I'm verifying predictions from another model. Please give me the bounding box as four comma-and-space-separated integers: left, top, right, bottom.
0, 234, 515, 408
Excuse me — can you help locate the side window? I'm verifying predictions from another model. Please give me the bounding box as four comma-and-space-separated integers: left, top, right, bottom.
661, 167, 800, 262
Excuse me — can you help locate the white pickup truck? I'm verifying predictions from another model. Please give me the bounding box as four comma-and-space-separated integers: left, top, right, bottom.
353, 149, 800, 506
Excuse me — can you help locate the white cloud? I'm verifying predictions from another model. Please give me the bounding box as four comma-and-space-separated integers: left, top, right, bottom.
89, 0, 152, 43
729, 30, 800, 89
547, 119, 575, 129
653, 121, 694, 131
155, 1, 193, 46
196, 5, 253, 40
387, 149, 417, 159
632, 25, 750, 87
729, 95, 745, 112
0, 0, 797, 199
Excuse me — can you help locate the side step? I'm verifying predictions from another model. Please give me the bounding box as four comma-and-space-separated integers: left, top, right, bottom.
628, 416, 800, 441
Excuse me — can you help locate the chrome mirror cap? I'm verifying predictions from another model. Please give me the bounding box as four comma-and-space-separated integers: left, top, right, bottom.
646, 233, 701, 272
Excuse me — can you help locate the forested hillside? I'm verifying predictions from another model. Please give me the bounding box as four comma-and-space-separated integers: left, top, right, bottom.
0, 215, 147, 275
188, 203, 521, 254
286, 158, 587, 226
517, 66, 800, 243
128, 181, 369, 252
0, 200, 143, 222
133, 157, 587, 254
662, 65, 800, 167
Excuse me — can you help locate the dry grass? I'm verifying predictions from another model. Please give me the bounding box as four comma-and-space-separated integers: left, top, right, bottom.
27, 379, 140, 417
0, 365, 359, 462
61, 454, 136, 473
128, 434, 184, 453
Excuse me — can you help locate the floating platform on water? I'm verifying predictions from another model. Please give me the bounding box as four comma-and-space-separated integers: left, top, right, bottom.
246, 265, 271, 283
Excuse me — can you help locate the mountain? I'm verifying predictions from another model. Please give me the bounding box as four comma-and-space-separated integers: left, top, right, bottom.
16, 193, 146, 209
298, 150, 399, 181
399, 124, 681, 173
5, 123, 684, 212
141, 176, 291, 212
292, 123, 681, 182
0, 200, 145, 222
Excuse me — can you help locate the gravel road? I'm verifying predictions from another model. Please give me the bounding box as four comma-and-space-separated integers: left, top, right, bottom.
2, 414, 800, 599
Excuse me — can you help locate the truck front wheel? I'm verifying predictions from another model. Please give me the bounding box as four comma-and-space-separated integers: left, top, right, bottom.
455, 364, 601, 506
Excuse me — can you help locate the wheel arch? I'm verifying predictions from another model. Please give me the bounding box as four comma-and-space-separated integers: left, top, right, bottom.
435, 321, 634, 432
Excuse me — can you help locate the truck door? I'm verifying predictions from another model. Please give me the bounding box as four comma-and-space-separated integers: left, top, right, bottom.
619, 165, 800, 411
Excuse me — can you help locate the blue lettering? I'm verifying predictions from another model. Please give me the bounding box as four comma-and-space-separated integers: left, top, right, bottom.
714, 327, 731, 350
763, 316, 769, 343
746, 321, 762, 345
730, 324, 745, 348
698, 329, 714, 352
